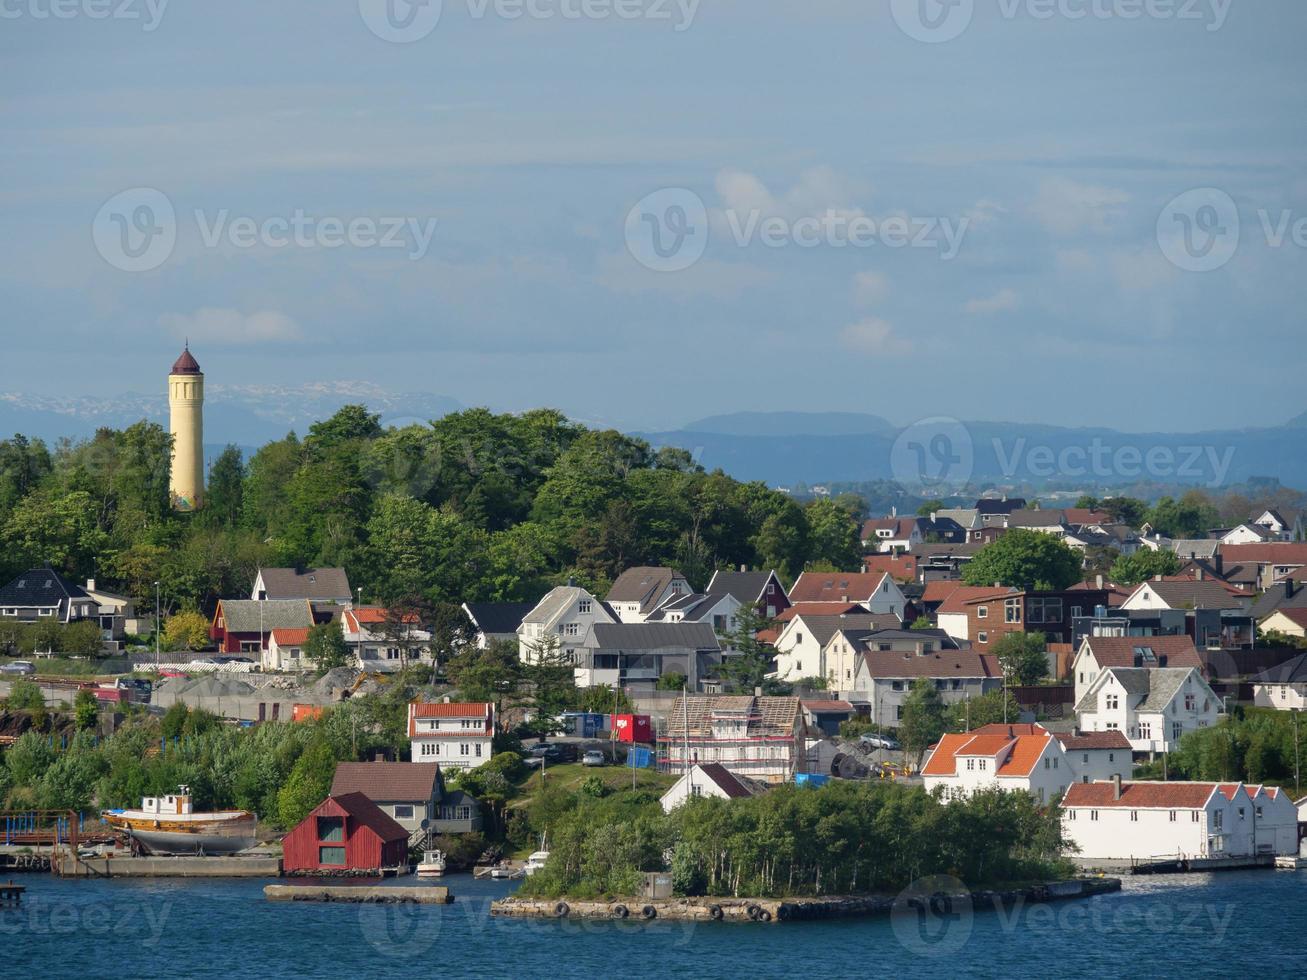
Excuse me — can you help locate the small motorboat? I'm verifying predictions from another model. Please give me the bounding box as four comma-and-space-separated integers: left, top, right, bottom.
488, 863, 523, 880
415, 849, 446, 878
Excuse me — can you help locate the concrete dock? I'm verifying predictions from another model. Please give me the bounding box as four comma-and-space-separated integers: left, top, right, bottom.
54, 852, 281, 878
265, 884, 453, 904
491, 878, 1121, 923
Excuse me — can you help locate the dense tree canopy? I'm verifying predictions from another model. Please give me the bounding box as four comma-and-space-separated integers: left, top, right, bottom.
961, 529, 1084, 591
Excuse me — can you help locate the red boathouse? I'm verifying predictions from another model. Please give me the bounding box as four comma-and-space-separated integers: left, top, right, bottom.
281, 792, 409, 874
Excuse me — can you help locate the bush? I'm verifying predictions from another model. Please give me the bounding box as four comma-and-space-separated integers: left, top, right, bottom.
5, 678, 45, 711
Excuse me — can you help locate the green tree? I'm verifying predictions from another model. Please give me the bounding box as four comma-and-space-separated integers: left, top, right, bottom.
804, 497, 862, 570
74, 689, 100, 730
303, 621, 351, 672
898, 678, 947, 766
1146, 491, 1220, 539
909, 615, 934, 630
1101, 496, 1148, 527
1110, 548, 1181, 586
201, 445, 245, 529
446, 639, 523, 710
946, 689, 1022, 731
164, 610, 211, 651
990, 631, 1050, 686
277, 739, 338, 828
61, 620, 105, 657
5, 678, 45, 711
961, 529, 1083, 591
917, 499, 946, 517
716, 605, 778, 694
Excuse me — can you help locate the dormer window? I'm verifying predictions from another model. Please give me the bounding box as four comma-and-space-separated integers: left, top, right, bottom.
578, 599, 592, 614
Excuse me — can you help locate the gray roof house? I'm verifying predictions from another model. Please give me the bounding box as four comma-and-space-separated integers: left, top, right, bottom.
605, 566, 690, 622
576, 621, 722, 693
0, 566, 97, 624
252, 567, 353, 603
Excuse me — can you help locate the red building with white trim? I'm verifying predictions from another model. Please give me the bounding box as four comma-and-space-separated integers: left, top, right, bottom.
281, 792, 409, 874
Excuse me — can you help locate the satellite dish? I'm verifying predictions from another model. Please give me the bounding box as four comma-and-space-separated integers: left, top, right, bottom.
420, 818, 430, 830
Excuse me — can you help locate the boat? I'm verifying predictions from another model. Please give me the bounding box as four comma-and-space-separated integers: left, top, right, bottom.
415, 848, 446, 877
523, 850, 550, 876
488, 863, 524, 879
102, 786, 257, 855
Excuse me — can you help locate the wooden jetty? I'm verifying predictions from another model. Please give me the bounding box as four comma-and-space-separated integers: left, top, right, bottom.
265, 884, 453, 904
0, 880, 25, 905
491, 878, 1121, 923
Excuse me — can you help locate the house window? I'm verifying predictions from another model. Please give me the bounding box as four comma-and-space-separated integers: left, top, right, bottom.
318, 846, 346, 866
1068, 810, 1077, 820
1082, 753, 1089, 763
1238, 808, 1246, 821
1130, 811, 1139, 822
1192, 811, 1199, 822
1172, 722, 1183, 741
1005, 599, 1022, 623
1185, 694, 1196, 711
977, 631, 988, 644
316, 817, 344, 843
966, 759, 975, 771
475, 743, 483, 757
977, 606, 988, 619
1170, 811, 1178, 822
1106, 694, 1119, 710
460, 743, 470, 756
1044, 758, 1051, 770
421, 742, 438, 757
1090, 810, 1098, 821
1139, 723, 1152, 741
767, 583, 777, 596
394, 805, 414, 820
892, 681, 904, 692
564, 623, 580, 637
578, 599, 592, 614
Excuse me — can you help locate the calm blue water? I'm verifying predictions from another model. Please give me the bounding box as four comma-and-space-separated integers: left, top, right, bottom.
3, 869, 1304, 978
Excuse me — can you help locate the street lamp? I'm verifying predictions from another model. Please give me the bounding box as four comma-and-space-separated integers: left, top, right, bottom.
154, 581, 160, 670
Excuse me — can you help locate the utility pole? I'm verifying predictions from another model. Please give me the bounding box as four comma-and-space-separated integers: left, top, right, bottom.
1294, 708, 1301, 797
154, 581, 160, 671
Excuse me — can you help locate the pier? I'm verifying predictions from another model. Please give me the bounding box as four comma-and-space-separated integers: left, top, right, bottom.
264, 884, 453, 904
491, 877, 1121, 923
0, 880, 25, 905
53, 852, 281, 878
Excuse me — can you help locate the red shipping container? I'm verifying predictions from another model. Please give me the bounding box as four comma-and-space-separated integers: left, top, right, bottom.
611, 713, 652, 744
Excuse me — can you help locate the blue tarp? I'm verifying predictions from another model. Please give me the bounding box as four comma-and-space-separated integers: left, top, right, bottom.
794, 773, 831, 788
626, 747, 654, 769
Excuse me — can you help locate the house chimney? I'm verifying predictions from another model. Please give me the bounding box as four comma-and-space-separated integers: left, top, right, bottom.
1287, 580, 1297, 600
1095, 574, 1103, 590
1154, 574, 1163, 582
442, 695, 451, 704
1112, 773, 1122, 800
740, 564, 747, 573
931, 511, 938, 523
86, 578, 96, 592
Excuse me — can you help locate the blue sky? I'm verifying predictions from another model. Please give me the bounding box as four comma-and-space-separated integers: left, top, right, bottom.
2, 0, 1304, 433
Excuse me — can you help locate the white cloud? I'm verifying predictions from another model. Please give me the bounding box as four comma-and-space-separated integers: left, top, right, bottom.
712, 166, 869, 228
159, 308, 303, 345
839, 317, 911, 356
965, 288, 1021, 315
964, 198, 1008, 228
1110, 248, 1177, 292
1031, 177, 1129, 236
853, 270, 890, 306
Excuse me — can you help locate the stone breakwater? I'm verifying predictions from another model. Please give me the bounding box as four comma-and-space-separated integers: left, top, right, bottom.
490, 878, 1122, 923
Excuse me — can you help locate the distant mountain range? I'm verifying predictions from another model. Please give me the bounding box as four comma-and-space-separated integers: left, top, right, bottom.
0, 384, 462, 449
640, 412, 1307, 490
2, 393, 1304, 490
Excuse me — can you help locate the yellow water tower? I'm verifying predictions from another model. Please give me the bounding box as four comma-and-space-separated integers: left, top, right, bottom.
168, 344, 205, 511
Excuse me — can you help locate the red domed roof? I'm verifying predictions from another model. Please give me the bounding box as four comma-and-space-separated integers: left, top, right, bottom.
170, 346, 202, 375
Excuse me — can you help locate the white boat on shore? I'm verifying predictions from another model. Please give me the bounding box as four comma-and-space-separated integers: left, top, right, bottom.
102, 787, 257, 855
523, 850, 549, 876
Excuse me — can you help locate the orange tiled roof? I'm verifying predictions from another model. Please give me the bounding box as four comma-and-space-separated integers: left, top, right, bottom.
270, 628, 311, 646
936, 587, 1008, 615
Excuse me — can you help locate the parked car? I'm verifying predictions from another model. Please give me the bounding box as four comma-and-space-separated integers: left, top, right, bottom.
581, 750, 606, 767
158, 669, 190, 679
859, 733, 901, 751
523, 743, 566, 767
1, 660, 36, 676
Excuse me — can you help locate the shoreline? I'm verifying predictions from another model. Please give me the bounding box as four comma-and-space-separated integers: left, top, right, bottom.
490, 877, 1122, 923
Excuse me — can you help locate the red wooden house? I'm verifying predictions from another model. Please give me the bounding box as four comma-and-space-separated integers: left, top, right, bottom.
209, 598, 316, 654
281, 792, 410, 874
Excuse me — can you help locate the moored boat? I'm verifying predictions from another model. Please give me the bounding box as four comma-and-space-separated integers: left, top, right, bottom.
102, 786, 257, 855
415, 849, 446, 877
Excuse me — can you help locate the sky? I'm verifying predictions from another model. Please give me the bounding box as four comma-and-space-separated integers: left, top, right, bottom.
2, 0, 1304, 434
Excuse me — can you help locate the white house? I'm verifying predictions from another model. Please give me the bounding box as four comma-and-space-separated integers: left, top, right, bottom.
251, 566, 353, 604
644, 591, 742, 636
1260, 608, 1307, 640
771, 611, 900, 683
1220, 524, 1278, 546
1074, 667, 1221, 754
1121, 578, 1250, 614
517, 585, 616, 666
605, 566, 690, 623
264, 627, 311, 672
659, 763, 763, 813
1250, 652, 1307, 710
1072, 635, 1205, 704
860, 517, 922, 554
921, 726, 1071, 804
823, 628, 955, 696
343, 606, 433, 673
661, 695, 803, 783
1061, 779, 1299, 862
407, 701, 494, 771
921, 723, 1133, 802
